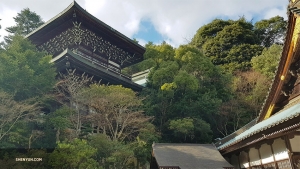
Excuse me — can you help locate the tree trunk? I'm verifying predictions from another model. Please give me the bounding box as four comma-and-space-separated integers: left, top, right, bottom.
56, 128, 60, 142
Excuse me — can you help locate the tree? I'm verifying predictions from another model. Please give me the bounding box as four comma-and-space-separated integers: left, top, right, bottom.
82, 84, 152, 141
169, 118, 194, 142
251, 44, 282, 79
0, 35, 56, 101
216, 70, 270, 136
49, 139, 99, 169
4, 8, 44, 44
122, 42, 175, 75
47, 106, 72, 142
191, 18, 263, 71
190, 19, 232, 48
0, 92, 39, 143
54, 69, 93, 139
143, 43, 232, 142
254, 16, 287, 47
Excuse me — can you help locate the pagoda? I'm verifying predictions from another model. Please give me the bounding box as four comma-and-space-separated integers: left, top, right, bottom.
26, 1, 145, 91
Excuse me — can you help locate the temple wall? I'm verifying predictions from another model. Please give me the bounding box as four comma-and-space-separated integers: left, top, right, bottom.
259, 143, 274, 164
273, 138, 289, 161
239, 151, 249, 169
249, 148, 261, 166
230, 154, 240, 169
290, 135, 300, 152
227, 138, 292, 169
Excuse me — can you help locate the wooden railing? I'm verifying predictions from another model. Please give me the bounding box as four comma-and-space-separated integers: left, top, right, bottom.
73, 50, 131, 80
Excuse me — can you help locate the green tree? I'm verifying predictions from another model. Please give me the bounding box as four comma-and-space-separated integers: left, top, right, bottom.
0, 35, 56, 101
0, 91, 39, 144
122, 42, 174, 75
191, 18, 263, 71
190, 19, 232, 48
5, 8, 44, 44
81, 84, 152, 141
48, 106, 72, 142
251, 44, 282, 79
169, 118, 194, 142
49, 139, 99, 169
143, 43, 232, 142
254, 16, 287, 47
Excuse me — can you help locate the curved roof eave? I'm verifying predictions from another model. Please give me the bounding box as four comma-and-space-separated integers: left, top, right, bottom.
25, 1, 145, 51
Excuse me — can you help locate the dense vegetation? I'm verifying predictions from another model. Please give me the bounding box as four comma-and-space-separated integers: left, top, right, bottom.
0, 8, 285, 169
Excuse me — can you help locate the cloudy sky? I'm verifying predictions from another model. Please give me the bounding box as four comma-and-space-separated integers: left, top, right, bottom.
0, 0, 288, 47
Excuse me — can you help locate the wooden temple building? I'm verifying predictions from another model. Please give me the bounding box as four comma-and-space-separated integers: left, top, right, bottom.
26, 1, 145, 91
215, 0, 300, 168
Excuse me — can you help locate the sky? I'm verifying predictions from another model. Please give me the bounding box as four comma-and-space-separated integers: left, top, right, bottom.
0, 0, 289, 47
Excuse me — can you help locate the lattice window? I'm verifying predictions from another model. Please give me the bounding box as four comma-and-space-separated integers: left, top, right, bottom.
262, 162, 276, 169
277, 159, 292, 169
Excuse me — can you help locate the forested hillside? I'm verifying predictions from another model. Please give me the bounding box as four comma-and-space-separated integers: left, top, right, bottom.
0, 8, 285, 169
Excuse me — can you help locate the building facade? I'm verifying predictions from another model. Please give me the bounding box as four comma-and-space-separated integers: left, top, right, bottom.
26, 1, 145, 91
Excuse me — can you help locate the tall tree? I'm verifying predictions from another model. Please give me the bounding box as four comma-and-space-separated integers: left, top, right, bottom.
254, 16, 287, 47
82, 84, 152, 141
4, 8, 44, 44
191, 17, 263, 72
143, 43, 232, 142
0, 35, 56, 101
251, 44, 282, 79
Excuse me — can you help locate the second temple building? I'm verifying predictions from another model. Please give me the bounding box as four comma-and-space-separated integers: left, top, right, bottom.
26, 1, 145, 91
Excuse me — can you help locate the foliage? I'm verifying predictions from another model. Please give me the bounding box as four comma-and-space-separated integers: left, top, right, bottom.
254, 16, 287, 47
82, 84, 152, 141
122, 42, 174, 75
143, 43, 232, 142
0, 91, 40, 144
190, 17, 286, 72
0, 35, 56, 101
216, 70, 270, 136
169, 118, 194, 141
47, 106, 73, 142
4, 8, 44, 44
190, 19, 232, 48
49, 139, 99, 169
251, 44, 282, 79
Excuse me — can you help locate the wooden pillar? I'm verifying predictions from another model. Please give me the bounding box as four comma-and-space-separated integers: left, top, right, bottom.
283, 135, 295, 169
245, 149, 252, 169
267, 140, 278, 169
255, 145, 263, 167
236, 152, 241, 169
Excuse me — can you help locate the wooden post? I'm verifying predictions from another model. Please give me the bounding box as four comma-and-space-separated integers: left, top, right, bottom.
267, 140, 278, 169
255, 145, 263, 167
283, 135, 295, 169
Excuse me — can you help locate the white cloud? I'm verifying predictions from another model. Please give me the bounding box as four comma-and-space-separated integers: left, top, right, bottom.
0, 0, 289, 47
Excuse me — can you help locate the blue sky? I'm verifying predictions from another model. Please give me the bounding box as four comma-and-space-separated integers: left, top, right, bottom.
0, 0, 289, 47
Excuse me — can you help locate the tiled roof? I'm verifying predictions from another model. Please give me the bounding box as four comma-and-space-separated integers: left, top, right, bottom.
217, 103, 300, 150
152, 143, 233, 169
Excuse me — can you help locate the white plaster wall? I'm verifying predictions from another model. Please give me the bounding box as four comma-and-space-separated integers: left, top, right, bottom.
290, 135, 300, 152
273, 138, 289, 161
239, 151, 249, 168
259, 143, 274, 164
249, 148, 261, 166
230, 154, 240, 169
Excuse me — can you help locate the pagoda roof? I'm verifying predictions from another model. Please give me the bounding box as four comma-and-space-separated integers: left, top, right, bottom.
26, 1, 145, 68
51, 48, 143, 91
217, 102, 300, 152
152, 143, 233, 169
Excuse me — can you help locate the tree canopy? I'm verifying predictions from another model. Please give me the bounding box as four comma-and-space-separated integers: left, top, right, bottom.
0, 35, 56, 100
4, 8, 44, 44
190, 16, 286, 72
